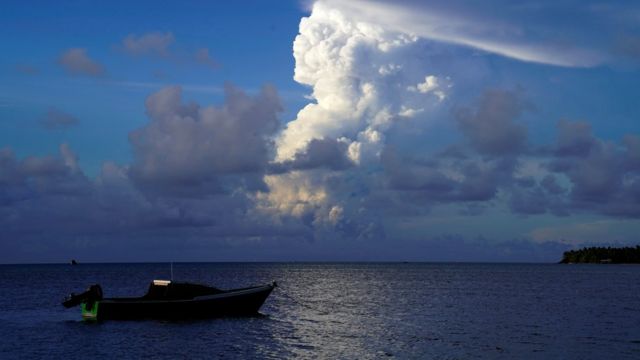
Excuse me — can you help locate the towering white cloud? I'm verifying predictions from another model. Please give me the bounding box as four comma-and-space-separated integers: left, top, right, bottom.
275, 1, 450, 165
264, 0, 638, 241
261, 1, 453, 240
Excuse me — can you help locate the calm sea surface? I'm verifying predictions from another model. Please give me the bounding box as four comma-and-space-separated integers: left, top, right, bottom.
0, 263, 639, 359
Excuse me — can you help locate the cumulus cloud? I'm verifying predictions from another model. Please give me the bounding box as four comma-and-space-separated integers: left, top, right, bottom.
383, 144, 518, 206
261, 1, 464, 241
41, 107, 79, 130
259, 1, 640, 247
129, 84, 282, 197
0, 145, 90, 207
624, 135, 640, 170
3, 91, 638, 262
407, 75, 450, 101
2, 84, 285, 246
3, 0, 639, 262
272, 138, 354, 172
553, 120, 598, 157
194, 48, 218, 68
0, 144, 192, 261
122, 31, 175, 57
454, 89, 529, 156
276, 1, 451, 163
0, 87, 303, 262
57, 48, 105, 76
546, 125, 640, 217
257, 172, 329, 220
494, 119, 640, 218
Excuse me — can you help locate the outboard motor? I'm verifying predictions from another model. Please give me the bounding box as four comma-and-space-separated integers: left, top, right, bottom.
62, 284, 103, 308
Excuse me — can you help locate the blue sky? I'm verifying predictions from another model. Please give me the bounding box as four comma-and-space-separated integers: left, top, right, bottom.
1, 0, 639, 263
1, 0, 308, 174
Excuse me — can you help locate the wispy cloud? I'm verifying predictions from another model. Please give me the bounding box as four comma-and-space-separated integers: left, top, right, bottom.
41, 107, 79, 130
322, 0, 610, 67
119, 31, 221, 69
107, 80, 224, 94
106, 80, 306, 100
15, 64, 40, 75
121, 31, 175, 58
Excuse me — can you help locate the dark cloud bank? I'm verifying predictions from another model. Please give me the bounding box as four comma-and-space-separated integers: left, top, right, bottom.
1, 86, 638, 262
384, 89, 640, 218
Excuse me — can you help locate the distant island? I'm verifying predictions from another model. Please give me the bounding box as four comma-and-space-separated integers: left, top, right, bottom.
560, 246, 640, 264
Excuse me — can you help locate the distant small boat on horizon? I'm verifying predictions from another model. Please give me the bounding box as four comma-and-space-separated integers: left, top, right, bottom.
70, 259, 78, 265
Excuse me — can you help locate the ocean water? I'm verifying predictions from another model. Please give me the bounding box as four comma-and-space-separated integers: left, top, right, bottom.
0, 263, 639, 359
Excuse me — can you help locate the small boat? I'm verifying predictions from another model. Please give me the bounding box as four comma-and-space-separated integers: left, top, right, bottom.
62, 280, 276, 321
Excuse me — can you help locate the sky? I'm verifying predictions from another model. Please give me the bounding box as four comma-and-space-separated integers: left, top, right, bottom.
1, 0, 639, 263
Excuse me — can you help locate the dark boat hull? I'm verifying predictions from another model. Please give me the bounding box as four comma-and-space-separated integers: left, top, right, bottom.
85, 284, 275, 321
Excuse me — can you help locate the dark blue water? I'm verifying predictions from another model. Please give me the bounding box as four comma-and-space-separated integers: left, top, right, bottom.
1, 263, 639, 359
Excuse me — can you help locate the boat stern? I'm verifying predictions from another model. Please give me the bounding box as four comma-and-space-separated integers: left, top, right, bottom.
81, 301, 100, 321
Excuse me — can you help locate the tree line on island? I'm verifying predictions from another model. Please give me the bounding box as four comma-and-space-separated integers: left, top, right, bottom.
560, 246, 640, 264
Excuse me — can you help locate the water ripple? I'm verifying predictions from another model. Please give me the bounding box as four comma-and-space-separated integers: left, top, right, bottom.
1, 263, 639, 359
